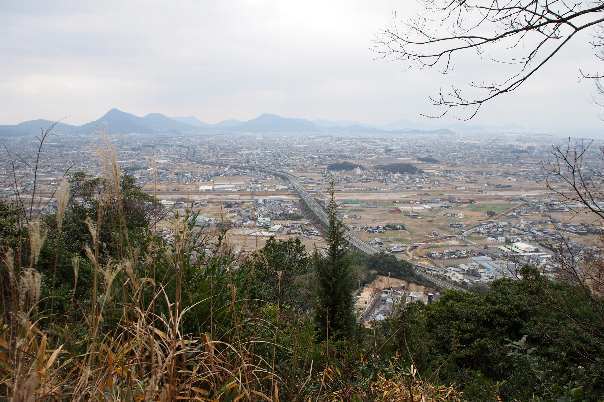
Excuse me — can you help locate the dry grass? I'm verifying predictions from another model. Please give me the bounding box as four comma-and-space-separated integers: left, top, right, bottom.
1, 287, 276, 400
0, 140, 461, 401
0, 149, 277, 401
311, 363, 462, 401
369, 371, 463, 402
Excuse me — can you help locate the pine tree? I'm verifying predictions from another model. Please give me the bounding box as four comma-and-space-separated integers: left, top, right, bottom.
315, 178, 355, 340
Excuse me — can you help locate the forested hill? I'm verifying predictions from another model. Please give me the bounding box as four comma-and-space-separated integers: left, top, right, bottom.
375, 162, 422, 174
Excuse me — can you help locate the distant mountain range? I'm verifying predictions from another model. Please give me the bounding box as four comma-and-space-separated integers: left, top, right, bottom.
0, 108, 456, 137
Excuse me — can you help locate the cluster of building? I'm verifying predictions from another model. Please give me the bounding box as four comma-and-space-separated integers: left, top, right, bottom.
440, 256, 519, 283
362, 223, 406, 233
427, 248, 478, 260
2, 127, 602, 298
359, 286, 436, 324
431, 241, 555, 285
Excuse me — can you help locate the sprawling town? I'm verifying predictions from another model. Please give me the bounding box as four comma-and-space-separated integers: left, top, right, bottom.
4, 1, 604, 399
2, 127, 602, 324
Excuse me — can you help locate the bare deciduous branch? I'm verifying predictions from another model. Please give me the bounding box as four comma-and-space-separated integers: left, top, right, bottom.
375, 0, 604, 118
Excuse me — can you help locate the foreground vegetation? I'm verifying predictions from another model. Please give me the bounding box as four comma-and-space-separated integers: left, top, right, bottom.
1, 161, 602, 400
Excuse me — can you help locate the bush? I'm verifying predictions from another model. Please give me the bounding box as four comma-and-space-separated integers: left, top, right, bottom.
385, 268, 604, 400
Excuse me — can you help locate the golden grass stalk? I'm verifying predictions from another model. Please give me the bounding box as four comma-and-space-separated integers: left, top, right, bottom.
84, 217, 98, 248
55, 178, 70, 233
17, 268, 41, 314
27, 221, 47, 268
71, 255, 80, 296
3, 248, 15, 284
96, 135, 121, 199
100, 263, 122, 306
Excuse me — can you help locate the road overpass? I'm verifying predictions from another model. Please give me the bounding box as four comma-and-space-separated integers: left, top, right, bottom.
267, 169, 467, 292
197, 160, 467, 292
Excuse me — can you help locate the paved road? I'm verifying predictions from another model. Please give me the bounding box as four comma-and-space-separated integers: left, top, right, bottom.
197, 160, 467, 292
269, 170, 467, 292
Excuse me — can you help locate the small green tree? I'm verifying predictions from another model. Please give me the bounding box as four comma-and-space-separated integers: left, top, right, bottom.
241, 237, 312, 311
315, 179, 355, 340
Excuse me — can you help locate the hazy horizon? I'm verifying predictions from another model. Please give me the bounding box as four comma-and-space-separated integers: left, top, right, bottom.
2, 0, 604, 135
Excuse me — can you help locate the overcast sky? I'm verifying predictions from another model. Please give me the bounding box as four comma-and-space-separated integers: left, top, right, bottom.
1, 0, 603, 134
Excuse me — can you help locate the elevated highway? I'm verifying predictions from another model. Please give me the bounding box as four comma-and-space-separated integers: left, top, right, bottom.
197, 160, 467, 292
268, 170, 467, 292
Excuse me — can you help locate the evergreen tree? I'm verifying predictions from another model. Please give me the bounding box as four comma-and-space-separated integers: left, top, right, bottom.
315, 179, 355, 340
241, 237, 312, 311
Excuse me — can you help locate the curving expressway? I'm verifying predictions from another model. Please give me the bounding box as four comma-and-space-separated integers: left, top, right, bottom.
268, 169, 467, 292
196, 159, 466, 292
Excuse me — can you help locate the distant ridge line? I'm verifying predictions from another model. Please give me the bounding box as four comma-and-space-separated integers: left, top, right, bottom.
0, 108, 456, 137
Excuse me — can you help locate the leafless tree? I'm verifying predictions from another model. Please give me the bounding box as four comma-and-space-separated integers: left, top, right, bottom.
375, 0, 604, 118
549, 232, 603, 294
546, 139, 604, 294
547, 138, 603, 218
3, 122, 75, 222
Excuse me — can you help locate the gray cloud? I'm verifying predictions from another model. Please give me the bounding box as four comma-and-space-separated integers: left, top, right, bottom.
0, 0, 602, 134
